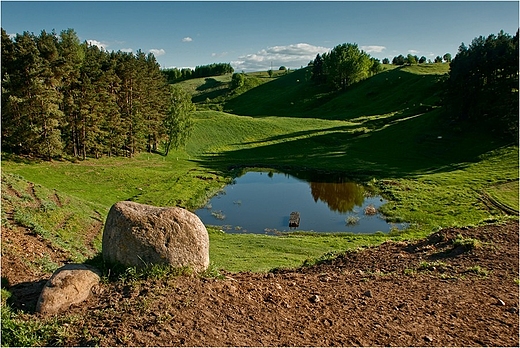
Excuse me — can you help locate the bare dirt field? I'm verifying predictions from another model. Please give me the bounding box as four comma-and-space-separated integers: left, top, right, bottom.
3, 220, 519, 347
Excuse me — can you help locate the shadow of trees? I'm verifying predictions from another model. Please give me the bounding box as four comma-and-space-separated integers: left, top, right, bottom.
194, 109, 509, 180
223, 67, 445, 121
192, 78, 230, 103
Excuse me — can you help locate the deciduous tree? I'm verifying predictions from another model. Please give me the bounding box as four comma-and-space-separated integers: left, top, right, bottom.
163, 86, 195, 156
324, 43, 374, 90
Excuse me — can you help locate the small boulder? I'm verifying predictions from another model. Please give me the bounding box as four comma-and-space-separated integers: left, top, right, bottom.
36, 264, 101, 315
102, 201, 209, 272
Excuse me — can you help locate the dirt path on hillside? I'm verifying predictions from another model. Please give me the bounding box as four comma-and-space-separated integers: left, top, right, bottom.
4, 220, 518, 347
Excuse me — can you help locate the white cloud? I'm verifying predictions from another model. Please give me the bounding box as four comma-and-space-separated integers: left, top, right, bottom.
87, 39, 108, 50
8, 33, 16, 40
149, 48, 166, 56
182, 37, 193, 42
361, 45, 386, 53
408, 49, 420, 54
120, 48, 133, 53
212, 51, 228, 58
234, 43, 330, 72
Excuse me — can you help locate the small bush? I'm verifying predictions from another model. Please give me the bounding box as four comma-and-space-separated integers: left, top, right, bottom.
302, 250, 340, 267
200, 263, 225, 279
34, 254, 61, 273
39, 201, 58, 213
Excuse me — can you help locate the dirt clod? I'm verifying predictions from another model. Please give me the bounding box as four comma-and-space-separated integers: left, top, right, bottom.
309, 294, 320, 303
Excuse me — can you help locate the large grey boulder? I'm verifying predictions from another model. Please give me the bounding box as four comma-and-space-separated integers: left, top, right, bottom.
102, 201, 210, 272
36, 263, 101, 315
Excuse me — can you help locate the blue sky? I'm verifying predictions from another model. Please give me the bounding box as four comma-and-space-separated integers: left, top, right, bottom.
1, 1, 518, 71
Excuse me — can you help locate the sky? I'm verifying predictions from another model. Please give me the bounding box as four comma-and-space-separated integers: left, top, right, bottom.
1, 1, 519, 72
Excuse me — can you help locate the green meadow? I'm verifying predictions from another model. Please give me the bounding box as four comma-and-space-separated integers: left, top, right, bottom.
2, 63, 518, 272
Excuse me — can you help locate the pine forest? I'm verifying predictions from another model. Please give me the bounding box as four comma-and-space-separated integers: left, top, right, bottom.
1, 28, 184, 159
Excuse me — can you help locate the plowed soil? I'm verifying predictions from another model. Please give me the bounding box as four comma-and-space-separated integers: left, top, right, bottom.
3, 220, 519, 347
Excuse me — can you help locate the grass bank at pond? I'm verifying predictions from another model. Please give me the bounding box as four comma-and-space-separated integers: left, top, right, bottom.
207, 227, 392, 272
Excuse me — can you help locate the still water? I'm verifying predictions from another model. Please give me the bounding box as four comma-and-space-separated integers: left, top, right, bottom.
195, 171, 405, 234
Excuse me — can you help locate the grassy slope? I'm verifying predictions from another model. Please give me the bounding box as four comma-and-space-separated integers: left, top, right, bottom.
224, 64, 448, 119
1, 172, 103, 262
175, 70, 290, 105
2, 63, 518, 273
176, 74, 232, 104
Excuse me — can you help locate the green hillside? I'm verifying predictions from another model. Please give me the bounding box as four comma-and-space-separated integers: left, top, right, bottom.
176, 74, 232, 104
223, 64, 449, 119
175, 69, 291, 106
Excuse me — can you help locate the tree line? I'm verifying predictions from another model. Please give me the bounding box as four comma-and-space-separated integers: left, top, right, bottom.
384, 53, 451, 65
309, 43, 382, 90
1, 28, 194, 159
443, 30, 519, 140
162, 63, 234, 83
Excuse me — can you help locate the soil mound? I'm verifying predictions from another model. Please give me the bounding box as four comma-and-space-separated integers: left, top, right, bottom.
3, 220, 518, 346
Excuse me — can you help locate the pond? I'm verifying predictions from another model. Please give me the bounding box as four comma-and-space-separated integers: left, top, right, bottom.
195, 170, 407, 234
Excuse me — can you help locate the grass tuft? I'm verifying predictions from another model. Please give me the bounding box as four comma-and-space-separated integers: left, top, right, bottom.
117, 264, 193, 285
418, 260, 449, 272
466, 265, 490, 277
453, 234, 483, 250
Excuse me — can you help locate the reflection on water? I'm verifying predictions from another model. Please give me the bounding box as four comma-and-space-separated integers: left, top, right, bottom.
195, 170, 406, 234
310, 182, 365, 213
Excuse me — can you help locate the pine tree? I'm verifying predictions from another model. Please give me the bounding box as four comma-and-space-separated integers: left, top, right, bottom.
2, 31, 63, 158
143, 53, 169, 153
57, 29, 84, 157
34, 30, 64, 159
311, 53, 325, 84
2, 26, 183, 159
1, 29, 18, 152
103, 51, 124, 157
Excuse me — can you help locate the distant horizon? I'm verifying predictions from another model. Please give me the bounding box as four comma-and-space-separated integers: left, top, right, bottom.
1, 1, 518, 71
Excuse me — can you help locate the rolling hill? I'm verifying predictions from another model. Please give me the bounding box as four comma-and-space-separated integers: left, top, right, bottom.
221, 64, 449, 120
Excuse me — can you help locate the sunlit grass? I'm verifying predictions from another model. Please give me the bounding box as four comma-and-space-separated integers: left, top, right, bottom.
485, 180, 519, 212
207, 227, 391, 272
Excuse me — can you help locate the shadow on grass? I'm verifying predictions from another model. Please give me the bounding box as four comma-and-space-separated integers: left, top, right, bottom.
192, 78, 231, 103
224, 67, 446, 121
194, 110, 510, 180
1, 152, 44, 165
5, 280, 47, 313
238, 124, 358, 147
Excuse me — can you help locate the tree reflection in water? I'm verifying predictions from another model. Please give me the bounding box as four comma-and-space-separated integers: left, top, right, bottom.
310, 182, 365, 213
